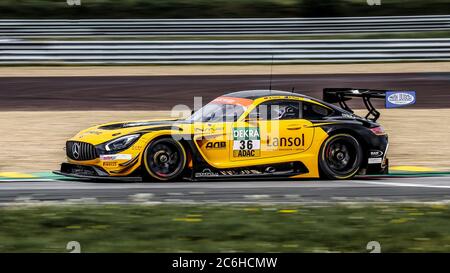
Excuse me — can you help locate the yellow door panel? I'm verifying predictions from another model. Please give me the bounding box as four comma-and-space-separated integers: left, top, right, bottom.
195, 134, 229, 164
260, 119, 314, 158
193, 122, 232, 167
227, 119, 315, 166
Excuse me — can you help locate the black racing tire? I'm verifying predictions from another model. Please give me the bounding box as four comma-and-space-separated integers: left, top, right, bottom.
142, 138, 187, 182
319, 134, 363, 180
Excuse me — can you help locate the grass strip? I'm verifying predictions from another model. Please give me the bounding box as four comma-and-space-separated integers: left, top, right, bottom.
0, 204, 448, 252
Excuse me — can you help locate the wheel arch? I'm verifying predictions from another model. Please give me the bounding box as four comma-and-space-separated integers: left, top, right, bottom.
140, 134, 191, 181
141, 134, 193, 157
322, 127, 369, 170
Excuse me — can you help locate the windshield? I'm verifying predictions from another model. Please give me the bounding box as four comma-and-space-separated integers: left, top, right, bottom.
187, 103, 246, 123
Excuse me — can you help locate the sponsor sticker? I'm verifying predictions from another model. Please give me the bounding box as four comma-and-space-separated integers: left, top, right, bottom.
385, 91, 416, 108
195, 168, 220, 177
370, 150, 384, 157
368, 157, 383, 164
212, 96, 253, 107
266, 135, 305, 151
205, 141, 226, 149
232, 127, 261, 157
100, 154, 133, 161
342, 113, 355, 119
78, 130, 102, 139
103, 162, 117, 167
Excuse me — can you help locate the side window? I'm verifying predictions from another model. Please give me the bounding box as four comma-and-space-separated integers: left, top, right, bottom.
270, 101, 301, 120
249, 100, 301, 120
302, 102, 333, 120
248, 102, 270, 120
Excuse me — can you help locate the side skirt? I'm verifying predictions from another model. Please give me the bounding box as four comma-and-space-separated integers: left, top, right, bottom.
189, 162, 309, 181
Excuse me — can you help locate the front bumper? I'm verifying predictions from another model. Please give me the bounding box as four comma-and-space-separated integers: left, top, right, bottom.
54, 163, 142, 181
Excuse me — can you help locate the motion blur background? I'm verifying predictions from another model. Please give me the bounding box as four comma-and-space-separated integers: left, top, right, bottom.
0, 0, 449, 253
1, 0, 450, 18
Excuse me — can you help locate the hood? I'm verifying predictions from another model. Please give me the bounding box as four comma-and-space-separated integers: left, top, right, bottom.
97, 119, 178, 130
70, 118, 182, 145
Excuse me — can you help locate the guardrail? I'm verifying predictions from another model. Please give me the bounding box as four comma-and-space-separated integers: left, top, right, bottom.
1, 15, 450, 37
1, 39, 449, 64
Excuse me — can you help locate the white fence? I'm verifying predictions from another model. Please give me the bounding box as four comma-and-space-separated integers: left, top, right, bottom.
1, 15, 450, 37
1, 38, 449, 64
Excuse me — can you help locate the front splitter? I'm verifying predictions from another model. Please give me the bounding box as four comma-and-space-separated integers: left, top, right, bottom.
52, 171, 142, 182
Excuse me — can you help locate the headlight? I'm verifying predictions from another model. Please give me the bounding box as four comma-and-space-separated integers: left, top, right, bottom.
105, 134, 140, 152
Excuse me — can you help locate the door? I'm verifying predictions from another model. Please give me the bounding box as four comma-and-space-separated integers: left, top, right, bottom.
229, 99, 315, 162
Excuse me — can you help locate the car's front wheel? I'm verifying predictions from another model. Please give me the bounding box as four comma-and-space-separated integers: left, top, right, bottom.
319, 134, 363, 180
142, 138, 187, 181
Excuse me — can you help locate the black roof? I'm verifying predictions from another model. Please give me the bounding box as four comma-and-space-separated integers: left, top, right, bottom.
225, 90, 307, 100
224, 90, 345, 114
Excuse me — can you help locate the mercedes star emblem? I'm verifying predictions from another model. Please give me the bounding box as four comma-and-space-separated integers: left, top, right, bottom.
72, 143, 80, 159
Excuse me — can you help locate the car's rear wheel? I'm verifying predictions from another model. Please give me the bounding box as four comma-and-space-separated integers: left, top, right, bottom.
319, 134, 363, 180
142, 138, 186, 181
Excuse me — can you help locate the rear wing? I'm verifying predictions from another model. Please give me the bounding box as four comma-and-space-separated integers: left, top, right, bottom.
323, 88, 416, 122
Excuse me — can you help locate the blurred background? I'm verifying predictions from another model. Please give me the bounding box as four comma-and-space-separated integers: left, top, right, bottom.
0, 0, 449, 253
1, 0, 450, 18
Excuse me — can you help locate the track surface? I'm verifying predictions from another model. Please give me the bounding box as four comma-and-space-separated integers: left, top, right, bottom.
1, 176, 450, 204
1, 73, 449, 110
1, 72, 449, 204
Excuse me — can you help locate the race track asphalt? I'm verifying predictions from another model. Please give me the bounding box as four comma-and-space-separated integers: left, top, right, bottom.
1, 72, 449, 204
1, 73, 449, 110
1, 176, 450, 204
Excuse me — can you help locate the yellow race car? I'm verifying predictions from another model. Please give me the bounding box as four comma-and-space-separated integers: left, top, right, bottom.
55, 89, 393, 181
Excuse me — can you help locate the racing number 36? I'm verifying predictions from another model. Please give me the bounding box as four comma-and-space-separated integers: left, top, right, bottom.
233, 127, 261, 158
239, 140, 253, 150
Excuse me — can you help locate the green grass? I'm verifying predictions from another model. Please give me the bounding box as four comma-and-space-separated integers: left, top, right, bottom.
1, 0, 450, 19
0, 204, 449, 252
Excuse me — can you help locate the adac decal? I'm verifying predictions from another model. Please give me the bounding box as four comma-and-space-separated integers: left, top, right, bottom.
232, 127, 261, 157
205, 141, 226, 149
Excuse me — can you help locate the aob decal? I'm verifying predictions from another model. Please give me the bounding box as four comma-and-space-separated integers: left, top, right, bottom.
206, 141, 226, 149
